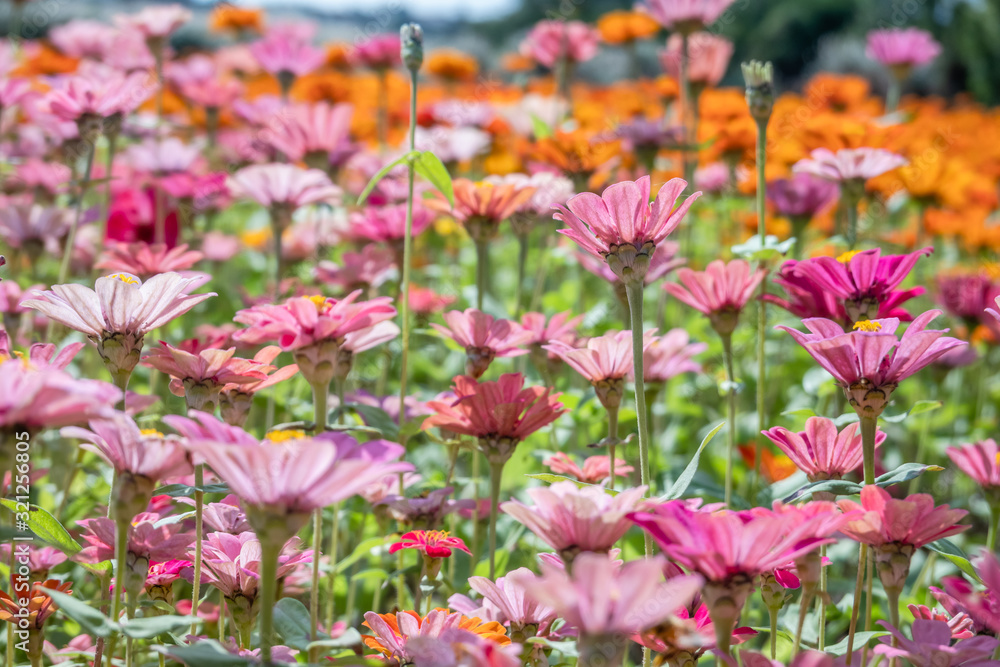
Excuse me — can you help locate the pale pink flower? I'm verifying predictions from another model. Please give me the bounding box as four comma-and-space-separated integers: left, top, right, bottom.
46, 70, 150, 121
113, 4, 192, 39
501, 481, 646, 561
315, 245, 397, 292
200, 232, 241, 263
349, 34, 401, 70
763, 417, 886, 482
348, 204, 434, 243
431, 309, 533, 378
520, 20, 599, 68
0, 544, 66, 578
102, 32, 156, 72
793, 148, 908, 183
77, 512, 192, 564
664, 259, 766, 334
229, 164, 342, 210
143, 342, 271, 411
556, 176, 700, 284
49, 20, 118, 59
10, 159, 72, 197
947, 439, 1000, 490
96, 242, 204, 280
264, 102, 355, 164
543, 452, 633, 484
661, 32, 733, 86
408, 286, 456, 317
414, 125, 491, 164
251, 33, 326, 77
640, 0, 735, 30
544, 330, 635, 383
0, 361, 119, 434
61, 413, 192, 482
126, 137, 202, 175
866, 28, 941, 69
643, 328, 706, 383
0, 205, 71, 256
468, 568, 558, 631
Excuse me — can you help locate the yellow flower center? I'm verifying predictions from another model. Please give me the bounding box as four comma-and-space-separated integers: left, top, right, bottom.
836, 250, 862, 263
140, 428, 165, 438
852, 320, 883, 332
265, 429, 307, 443
307, 295, 331, 314
109, 272, 141, 285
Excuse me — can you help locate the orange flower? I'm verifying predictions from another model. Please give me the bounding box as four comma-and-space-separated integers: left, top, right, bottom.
804, 73, 875, 113
290, 72, 352, 104
209, 6, 265, 34
0, 579, 72, 631
12, 44, 78, 77
426, 49, 479, 82
525, 129, 622, 189
738, 445, 799, 484
325, 43, 352, 70
597, 10, 660, 44
427, 179, 536, 241
362, 610, 510, 659
654, 75, 680, 100
501, 53, 535, 72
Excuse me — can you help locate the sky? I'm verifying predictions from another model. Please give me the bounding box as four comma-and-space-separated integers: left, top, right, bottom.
219, 0, 521, 21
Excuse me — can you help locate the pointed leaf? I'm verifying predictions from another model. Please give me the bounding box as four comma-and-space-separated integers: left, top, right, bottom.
824, 630, 888, 655
356, 152, 418, 205
153, 483, 230, 498
414, 151, 454, 207
880, 400, 942, 424
926, 539, 982, 583
154, 641, 252, 667
874, 463, 943, 488
272, 597, 312, 651
122, 614, 199, 639
45, 588, 119, 637
782, 479, 862, 503
0, 499, 82, 556
661, 421, 725, 501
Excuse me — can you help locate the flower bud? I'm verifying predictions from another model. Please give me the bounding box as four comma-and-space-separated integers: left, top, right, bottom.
605, 241, 655, 287
400, 23, 424, 73
758, 572, 791, 612
875, 542, 915, 599
741, 60, 774, 124
182, 378, 222, 413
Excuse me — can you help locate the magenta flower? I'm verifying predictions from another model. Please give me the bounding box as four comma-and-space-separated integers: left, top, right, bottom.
183, 423, 412, 541
348, 203, 434, 244
767, 172, 839, 218
866, 28, 941, 70
423, 373, 566, 465
643, 329, 706, 384
61, 414, 193, 521
233, 291, 396, 387
315, 245, 397, 293
349, 34, 402, 70
389, 530, 471, 559
942, 552, 1000, 634
908, 604, 975, 639
793, 147, 908, 183
947, 440, 1000, 491
874, 619, 997, 667
778, 310, 966, 417
660, 32, 733, 87
639, 0, 735, 31
783, 247, 931, 323
763, 417, 886, 483
556, 176, 700, 285
543, 452, 633, 485
936, 272, 999, 323
520, 20, 599, 68
501, 481, 645, 564
510, 553, 702, 660
96, 243, 204, 280
664, 259, 766, 335
431, 309, 533, 379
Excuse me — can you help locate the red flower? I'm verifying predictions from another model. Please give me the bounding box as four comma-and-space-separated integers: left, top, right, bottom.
389, 530, 471, 559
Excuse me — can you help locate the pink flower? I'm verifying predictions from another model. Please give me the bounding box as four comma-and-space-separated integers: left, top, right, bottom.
767, 173, 839, 219
543, 452, 633, 484
936, 272, 999, 322
660, 32, 733, 86
142, 342, 271, 411
520, 20, 599, 68
520, 310, 583, 348
183, 424, 412, 539
48, 20, 118, 59
793, 147, 908, 183
639, 0, 735, 30
389, 530, 471, 559
500, 481, 645, 562
349, 203, 434, 243
431, 309, 533, 379
543, 330, 636, 410
763, 417, 886, 482
316, 245, 397, 292
0, 361, 120, 435
866, 28, 941, 70
218, 347, 298, 427
511, 553, 702, 639
422, 373, 566, 464
777, 310, 966, 417
349, 34, 401, 70
126, 138, 203, 175
96, 242, 204, 280
0, 544, 67, 578
427, 178, 537, 242
10, 159, 72, 197
77, 512, 192, 564
46, 71, 150, 122
907, 604, 975, 639
113, 4, 191, 39
664, 259, 766, 334
263, 102, 355, 164
784, 247, 931, 323
556, 176, 700, 285
874, 619, 997, 667
837, 485, 969, 550
0, 205, 71, 256
229, 164, 342, 211
947, 440, 1000, 490
408, 286, 456, 317
643, 329, 706, 383
468, 568, 558, 631
941, 551, 1000, 634
577, 242, 685, 287
376, 486, 471, 530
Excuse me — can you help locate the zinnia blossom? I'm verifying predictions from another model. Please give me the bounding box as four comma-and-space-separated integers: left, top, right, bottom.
520, 20, 600, 68
793, 147, 907, 183
431, 309, 532, 379
543, 452, 633, 485
873, 619, 997, 667
664, 259, 766, 335
142, 342, 271, 412
389, 530, 471, 559
544, 330, 636, 410
362, 609, 510, 665
947, 440, 1000, 493
866, 28, 941, 70
639, 0, 735, 32
426, 178, 536, 243
762, 417, 886, 483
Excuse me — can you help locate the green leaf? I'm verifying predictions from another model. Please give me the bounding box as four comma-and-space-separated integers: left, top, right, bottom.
525, 636, 579, 658
323, 658, 385, 667
272, 597, 312, 651
0, 499, 82, 556
45, 589, 119, 638
414, 151, 454, 207
329, 403, 399, 440
153, 483, 230, 498
782, 478, 862, 502
122, 614, 199, 639
335, 536, 396, 574
926, 539, 982, 583
824, 630, 888, 655
307, 628, 363, 650
348, 568, 389, 583
529, 114, 553, 139
749, 626, 796, 645
0, 525, 33, 541
875, 463, 943, 488
661, 421, 726, 501
356, 151, 418, 205
154, 641, 252, 667
880, 400, 942, 424
731, 235, 796, 262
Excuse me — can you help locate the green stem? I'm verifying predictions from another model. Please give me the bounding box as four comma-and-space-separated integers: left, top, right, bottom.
863, 549, 874, 665
471, 450, 482, 569
326, 503, 342, 626
514, 234, 528, 318
818, 544, 828, 650
624, 282, 652, 557
191, 464, 204, 634
414, 555, 425, 613
475, 240, 489, 311
792, 590, 814, 657
271, 210, 284, 300
398, 67, 418, 445
846, 543, 869, 665
753, 118, 768, 502
109, 519, 129, 663
103, 132, 118, 230
607, 405, 619, 491
313, 382, 329, 433
721, 333, 737, 508
845, 190, 860, 249
309, 508, 322, 663
54, 138, 95, 286
988, 504, 1000, 552
886, 75, 901, 114
488, 461, 504, 578
860, 415, 878, 486
769, 606, 779, 659
258, 541, 280, 665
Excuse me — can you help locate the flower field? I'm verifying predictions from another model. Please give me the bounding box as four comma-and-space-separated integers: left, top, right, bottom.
1, 1, 1000, 666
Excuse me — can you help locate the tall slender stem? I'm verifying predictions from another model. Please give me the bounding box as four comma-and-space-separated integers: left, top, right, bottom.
860, 415, 878, 486
625, 282, 652, 556
377, 70, 389, 150
488, 461, 504, 578
846, 543, 868, 665
514, 234, 529, 318
769, 606, 779, 659
258, 542, 280, 665
398, 67, 418, 444
191, 464, 204, 634
309, 508, 322, 662
271, 210, 284, 300
988, 503, 1000, 552
471, 451, 482, 569
792, 589, 814, 656
753, 118, 768, 499
55, 140, 95, 287
475, 240, 489, 311
108, 519, 129, 663
313, 382, 329, 433
721, 333, 737, 507
845, 190, 861, 249
818, 544, 828, 650
103, 132, 118, 228
326, 504, 343, 622
607, 405, 619, 491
